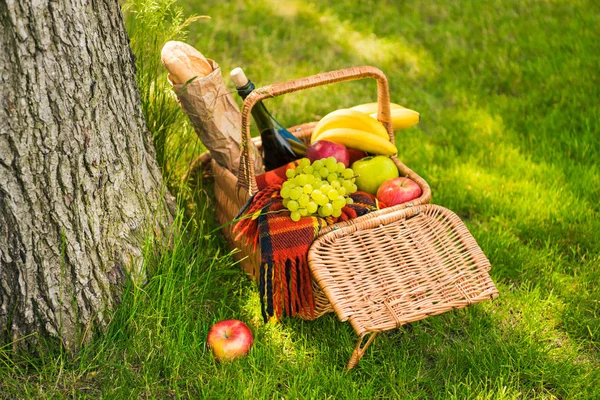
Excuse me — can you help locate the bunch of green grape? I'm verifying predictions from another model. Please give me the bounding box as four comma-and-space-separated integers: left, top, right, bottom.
281, 157, 358, 222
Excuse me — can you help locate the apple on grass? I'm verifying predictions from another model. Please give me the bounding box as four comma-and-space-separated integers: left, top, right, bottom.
306, 140, 350, 167
376, 177, 422, 207
207, 320, 253, 361
351, 155, 399, 195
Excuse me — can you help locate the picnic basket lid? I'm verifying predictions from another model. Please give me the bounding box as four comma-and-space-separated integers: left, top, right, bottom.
307, 204, 499, 336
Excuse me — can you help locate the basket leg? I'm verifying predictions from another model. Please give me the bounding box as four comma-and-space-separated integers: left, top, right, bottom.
346, 332, 378, 370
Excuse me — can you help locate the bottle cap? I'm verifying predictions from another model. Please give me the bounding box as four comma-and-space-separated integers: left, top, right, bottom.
230, 67, 249, 87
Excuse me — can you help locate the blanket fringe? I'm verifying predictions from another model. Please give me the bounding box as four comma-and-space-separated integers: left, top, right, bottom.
235, 188, 378, 322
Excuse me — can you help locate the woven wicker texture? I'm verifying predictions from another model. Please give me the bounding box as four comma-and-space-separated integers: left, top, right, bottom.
308, 204, 499, 337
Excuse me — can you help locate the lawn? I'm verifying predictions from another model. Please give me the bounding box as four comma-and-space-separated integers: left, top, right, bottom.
2, 0, 599, 398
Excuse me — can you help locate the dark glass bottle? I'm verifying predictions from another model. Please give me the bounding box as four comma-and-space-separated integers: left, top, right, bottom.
231, 67, 306, 171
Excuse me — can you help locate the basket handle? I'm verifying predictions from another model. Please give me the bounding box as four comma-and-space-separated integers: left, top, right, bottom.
237, 66, 393, 195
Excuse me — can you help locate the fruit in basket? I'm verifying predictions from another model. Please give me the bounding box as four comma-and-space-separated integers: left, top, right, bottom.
306, 140, 350, 167
347, 148, 368, 165
310, 108, 389, 143
282, 157, 357, 221
316, 128, 397, 156
351, 156, 399, 195
376, 177, 422, 207
350, 102, 405, 115
207, 320, 254, 361
369, 107, 420, 131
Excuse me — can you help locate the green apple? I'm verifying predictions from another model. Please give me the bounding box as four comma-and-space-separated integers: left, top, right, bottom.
351, 156, 399, 195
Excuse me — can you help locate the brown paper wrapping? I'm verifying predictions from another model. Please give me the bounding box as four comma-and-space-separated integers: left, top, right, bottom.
170, 59, 263, 175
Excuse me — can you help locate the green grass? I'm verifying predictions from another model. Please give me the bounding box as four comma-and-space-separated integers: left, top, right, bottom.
2, 0, 599, 398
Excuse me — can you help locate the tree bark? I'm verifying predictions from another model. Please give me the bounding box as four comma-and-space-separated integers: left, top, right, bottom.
0, 0, 174, 350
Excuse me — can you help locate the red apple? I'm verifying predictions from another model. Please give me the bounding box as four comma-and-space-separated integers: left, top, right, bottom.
306, 140, 350, 166
376, 177, 422, 207
347, 148, 368, 165
207, 320, 253, 361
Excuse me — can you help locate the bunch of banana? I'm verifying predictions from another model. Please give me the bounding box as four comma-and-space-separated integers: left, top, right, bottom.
310, 108, 397, 156
310, 102, 420, 156
350, 102, 420, 131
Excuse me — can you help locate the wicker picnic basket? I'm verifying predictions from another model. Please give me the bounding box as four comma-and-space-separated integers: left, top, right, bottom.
207, 66, 498, 369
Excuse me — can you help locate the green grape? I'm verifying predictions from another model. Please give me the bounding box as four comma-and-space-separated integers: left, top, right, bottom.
285, 158, 364, 223
296, 174, 308, 186
287, 200, 299, 211
290, 211, 301, 222
327, 189, 339, 201
307, 201, 318, 214
317, 194, 329, 206
325, 157, 337, 171
310, 189, 323, 200
320, 203, 333, 216
298, 194, 310, 207
342, 180, 354, 193
332, 196, 346, 209
282, 180, 295, 190
289, 188, 301, 200
299, 158, 311, 169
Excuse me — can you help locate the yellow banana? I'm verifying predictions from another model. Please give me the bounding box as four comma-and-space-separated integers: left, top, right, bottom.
316, 128, 397, 156
370, 107, 420, 131
311, 108, 388, 143
350, 102, 404, 115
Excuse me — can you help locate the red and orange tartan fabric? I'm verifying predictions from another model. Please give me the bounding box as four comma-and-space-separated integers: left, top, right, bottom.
233, 178, 378, 322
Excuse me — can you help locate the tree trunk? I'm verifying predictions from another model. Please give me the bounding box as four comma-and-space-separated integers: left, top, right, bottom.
0, 0, 174, 350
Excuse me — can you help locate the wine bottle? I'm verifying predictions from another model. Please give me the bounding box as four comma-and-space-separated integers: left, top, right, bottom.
230, 67, 306, 171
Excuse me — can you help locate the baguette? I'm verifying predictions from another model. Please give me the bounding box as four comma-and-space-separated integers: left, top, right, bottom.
160, 41, 213, 84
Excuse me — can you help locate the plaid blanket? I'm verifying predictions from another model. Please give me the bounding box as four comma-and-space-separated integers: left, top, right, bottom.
234, 181, 378, 322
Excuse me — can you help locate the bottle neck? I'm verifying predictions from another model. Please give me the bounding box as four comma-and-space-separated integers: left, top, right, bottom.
236, 80, 277, 132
